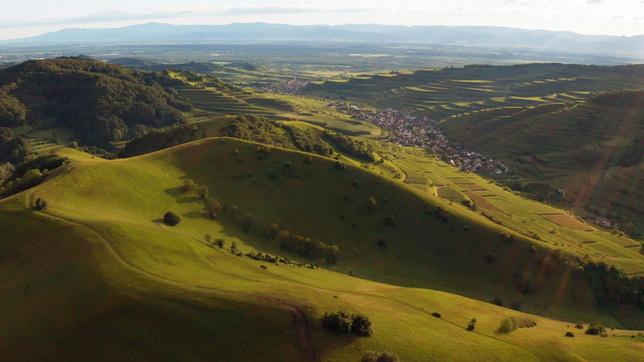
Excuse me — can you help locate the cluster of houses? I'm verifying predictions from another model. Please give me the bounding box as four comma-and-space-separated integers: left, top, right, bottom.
256, 78, 309, 94
330, 102, 509, 175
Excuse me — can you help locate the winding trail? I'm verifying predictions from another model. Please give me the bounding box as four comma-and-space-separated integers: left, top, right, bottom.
261, 297, 318, 362
29, 194, 319, 362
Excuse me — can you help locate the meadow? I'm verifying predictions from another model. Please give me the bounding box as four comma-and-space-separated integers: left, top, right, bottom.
1, 137, 642, 361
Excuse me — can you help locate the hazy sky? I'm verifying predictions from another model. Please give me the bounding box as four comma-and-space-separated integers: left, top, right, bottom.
1, 0, 643, 40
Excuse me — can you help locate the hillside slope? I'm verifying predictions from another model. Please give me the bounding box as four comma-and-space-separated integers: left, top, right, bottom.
1, 139, 643, 360
442, 91, 644, 238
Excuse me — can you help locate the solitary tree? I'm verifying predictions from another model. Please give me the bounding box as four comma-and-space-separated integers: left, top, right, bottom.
34, 197, 48, 211
466, 318, 477, 331
181, 179, 196, 193
163, 211, 181, 226
198, 186, 209, 199
351, 314, 373, 336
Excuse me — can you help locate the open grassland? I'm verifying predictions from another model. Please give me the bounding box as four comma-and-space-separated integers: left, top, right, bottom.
1, 138, 642, 361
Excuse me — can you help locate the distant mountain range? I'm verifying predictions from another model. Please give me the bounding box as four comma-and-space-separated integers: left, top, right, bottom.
3, 22, 644, 58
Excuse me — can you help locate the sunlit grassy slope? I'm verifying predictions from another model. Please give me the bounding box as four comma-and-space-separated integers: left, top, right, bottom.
1, 138, 642, 361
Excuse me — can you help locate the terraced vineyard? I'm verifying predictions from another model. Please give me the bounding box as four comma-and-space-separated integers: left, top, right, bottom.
442, 91, 644, 238
379, 144, 643, 276
305, 63, 644, 120
21, 137, 64, 155
176, 86, 278, 117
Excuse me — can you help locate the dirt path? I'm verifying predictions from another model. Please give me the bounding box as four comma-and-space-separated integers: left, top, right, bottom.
33, 200, 319, 362
261, 297, 318, 362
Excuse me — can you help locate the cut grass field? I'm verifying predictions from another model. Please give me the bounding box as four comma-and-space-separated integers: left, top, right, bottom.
1, 137, 642, 361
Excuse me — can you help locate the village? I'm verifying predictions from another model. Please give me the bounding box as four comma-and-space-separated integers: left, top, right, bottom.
255, 78, 309, 94
329, 102, 509, 175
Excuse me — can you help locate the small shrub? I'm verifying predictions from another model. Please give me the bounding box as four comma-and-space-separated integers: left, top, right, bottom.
34, 197, 48, 211
214, 239, 225, 249
497, 316, 536, 334
206, 198, 222, 218
575, 323, 584, 329
351, 314, 373, 337
197, 185, 209, 199
362, 351, 399, 362
181, 179, 196, 193
377, 238, 387, 248
586, 321, 606, 335
492, 297, 503, 306
565, 331, 575, 337
497, 317, 537, 333
466, 318, 477, 331
498, 318, 516, 333
323, 312, 373, 337
431, 312, 441, 318
163, 212, 181, 226
321, 311, 352, 334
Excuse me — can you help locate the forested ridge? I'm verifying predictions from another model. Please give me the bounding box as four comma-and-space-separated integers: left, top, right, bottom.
0, 57, 190, 146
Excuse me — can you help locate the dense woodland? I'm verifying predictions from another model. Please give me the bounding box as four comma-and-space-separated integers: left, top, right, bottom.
0, 57, 190, 146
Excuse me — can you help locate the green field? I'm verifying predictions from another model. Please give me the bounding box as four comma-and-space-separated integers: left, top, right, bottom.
1, 137, 642, 361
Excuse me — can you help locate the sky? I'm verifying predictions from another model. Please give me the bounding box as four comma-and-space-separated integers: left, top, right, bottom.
0, 0, 643, 40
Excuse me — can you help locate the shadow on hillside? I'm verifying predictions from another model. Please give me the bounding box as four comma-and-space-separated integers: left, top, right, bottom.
165, 187, 202, 204
184, 210, 209, 220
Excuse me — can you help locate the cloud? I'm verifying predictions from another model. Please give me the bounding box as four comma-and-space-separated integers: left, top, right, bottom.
0, 11, 183, 28
0, 7, 369, 29
587, 0, 603, 4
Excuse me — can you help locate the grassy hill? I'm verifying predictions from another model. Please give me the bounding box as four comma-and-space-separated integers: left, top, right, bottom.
441, 91, 644, 238
1, 138, 642, 361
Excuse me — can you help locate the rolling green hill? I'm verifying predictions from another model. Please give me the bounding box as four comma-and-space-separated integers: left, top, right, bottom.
441, 91, 644, 238
1, 137, 642, 361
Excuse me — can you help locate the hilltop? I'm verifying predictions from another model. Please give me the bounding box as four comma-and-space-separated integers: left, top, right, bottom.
0, 138, 642, 360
